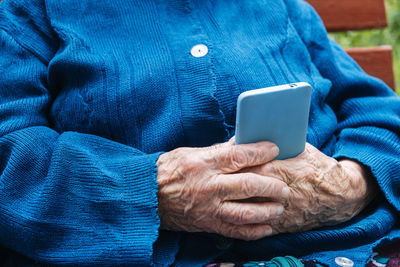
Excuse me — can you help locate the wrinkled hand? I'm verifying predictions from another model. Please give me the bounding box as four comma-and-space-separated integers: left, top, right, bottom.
244, 143, 377, 234
156, 141, 290, 240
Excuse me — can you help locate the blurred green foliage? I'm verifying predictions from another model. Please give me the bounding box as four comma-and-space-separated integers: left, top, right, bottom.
330, 0, 400, 94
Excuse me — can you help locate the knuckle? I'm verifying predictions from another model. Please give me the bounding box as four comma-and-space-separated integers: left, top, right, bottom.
226, 204, 251, 224
237, 207, 256, 224
241, 176, 256, 197
263, 207, 271, 218
211, 178, 226, 197
230, 204, 244, 222
269, 180, 284, 196
229, 147, 248, 169
197, 180, 216, 196
214, 202, 227, 220
219, 224, 237, 239
179, 155, 196, 171
237, 227, 260, 241
179, 155, 209, 177
258, 144, 274, 159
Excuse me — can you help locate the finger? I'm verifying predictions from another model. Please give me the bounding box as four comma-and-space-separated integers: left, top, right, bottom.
215, 221, 273, 241
246, 159, 290, 183
215, 173, 290, 200
210, 141, 279, 173
216, 201, 284, 225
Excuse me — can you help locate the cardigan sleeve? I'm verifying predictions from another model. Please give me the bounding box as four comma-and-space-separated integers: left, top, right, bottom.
284, 0, 400, 210
0, 1, 166, 265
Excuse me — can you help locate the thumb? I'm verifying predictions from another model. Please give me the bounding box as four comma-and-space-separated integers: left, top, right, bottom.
210, 141, 279, 173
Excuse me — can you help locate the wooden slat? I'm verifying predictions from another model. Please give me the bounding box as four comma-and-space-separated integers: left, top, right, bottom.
345, 46, 395, 90
307, 0, 388, 32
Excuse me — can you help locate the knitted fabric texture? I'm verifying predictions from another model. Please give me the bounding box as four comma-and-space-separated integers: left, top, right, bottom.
0, 0, 399, 266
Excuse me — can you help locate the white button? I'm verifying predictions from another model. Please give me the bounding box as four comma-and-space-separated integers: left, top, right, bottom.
335, 257, 354, 267
191, 44, 208, 57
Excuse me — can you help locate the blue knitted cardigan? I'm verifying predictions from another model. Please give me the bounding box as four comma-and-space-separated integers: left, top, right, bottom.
0, 0, 400, 266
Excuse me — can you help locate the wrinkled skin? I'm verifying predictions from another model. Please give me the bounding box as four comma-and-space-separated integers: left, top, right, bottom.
242, 143, 377, 234
156, 141, 290, 241
157, 140, 377, 240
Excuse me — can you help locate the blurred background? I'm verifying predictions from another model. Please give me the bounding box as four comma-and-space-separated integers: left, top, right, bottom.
330, 0, 400, 94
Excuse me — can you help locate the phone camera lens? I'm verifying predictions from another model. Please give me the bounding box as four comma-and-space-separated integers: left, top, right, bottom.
289, 83, 297, 87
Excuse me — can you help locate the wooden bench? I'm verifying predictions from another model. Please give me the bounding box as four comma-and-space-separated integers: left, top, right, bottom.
307, 0, 396, 90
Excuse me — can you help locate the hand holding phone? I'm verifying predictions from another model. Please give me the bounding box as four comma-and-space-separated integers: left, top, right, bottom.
235, 82, 312, 160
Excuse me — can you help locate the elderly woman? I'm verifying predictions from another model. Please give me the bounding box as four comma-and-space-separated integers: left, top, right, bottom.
0, 0, 399, 265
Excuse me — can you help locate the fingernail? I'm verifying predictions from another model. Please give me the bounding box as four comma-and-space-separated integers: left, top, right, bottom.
271, 146, 279, 157
282, 187, 290, 198
276, 205, 284, 215
265, 227, 273, 236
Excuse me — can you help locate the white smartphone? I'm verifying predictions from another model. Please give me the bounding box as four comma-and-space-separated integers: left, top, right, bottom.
235, 82, 312, 160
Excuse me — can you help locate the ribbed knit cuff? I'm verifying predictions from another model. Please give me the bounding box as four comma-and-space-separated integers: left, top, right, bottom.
127, 152, 180, 267
118, 151, 162, 265
333, 127, 400, 211
123, 152, 180, 266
